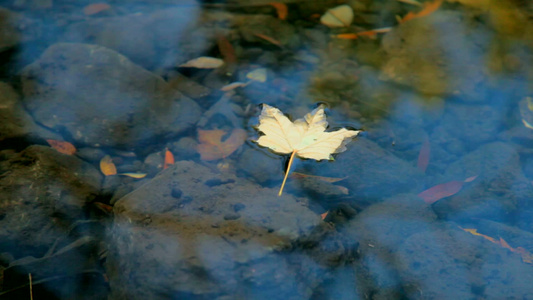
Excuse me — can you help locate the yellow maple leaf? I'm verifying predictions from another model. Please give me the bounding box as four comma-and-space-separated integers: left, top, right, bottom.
254, 104, 360, 196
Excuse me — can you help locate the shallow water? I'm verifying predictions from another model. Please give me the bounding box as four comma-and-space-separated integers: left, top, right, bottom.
0, 1, 532, 299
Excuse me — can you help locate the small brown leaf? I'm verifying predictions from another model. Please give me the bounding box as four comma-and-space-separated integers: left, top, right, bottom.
217, 35, 237, 65
100, 155, 117, 176
401, 0, 443, 23
291, 172, 347, 183
268, 2, 288, 20
197, 128, 247, 161
47, 139, 76, 155
253, 33, 282, 47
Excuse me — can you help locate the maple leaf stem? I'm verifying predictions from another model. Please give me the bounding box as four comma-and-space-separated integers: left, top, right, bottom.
279, 150, 297, 196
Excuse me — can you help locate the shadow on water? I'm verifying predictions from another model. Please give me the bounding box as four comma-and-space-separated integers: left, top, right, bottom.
0, 0, 533, 299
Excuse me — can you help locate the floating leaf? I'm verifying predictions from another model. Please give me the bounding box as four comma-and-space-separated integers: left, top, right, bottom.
100, 155, 117, 176
197, 128, 247, 161
164, 148, 175, 169
179, 57, 224, 69
46, 139, 76, 155
269, 2, 288, 20
254, 104, 360, 196
83, 3, 111, 15
418, 176, 477, 204
246, 68, 267, 83
401, 0, 443, 23
118, 172, 147, 178
320, 5, 354, 28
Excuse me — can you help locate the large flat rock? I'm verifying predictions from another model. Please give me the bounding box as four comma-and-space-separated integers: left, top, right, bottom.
20, 43, 201, 148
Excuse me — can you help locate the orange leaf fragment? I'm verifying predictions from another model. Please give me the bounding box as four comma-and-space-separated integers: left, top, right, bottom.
47, 139, 76, 155
334, 28, 392, 40
461, 227, 533, 264
417, 136, 430, 173
320, 211, 329, 220
460, 227, 498, 244
164, 148, 175, 169
83, 3, 111, 15
100, 155, 117, 176
269, 2, 288, 20
515, 247, 533, 264
197, 128, 247, 161
253, 33, 282, 47
401, 0, 443, 23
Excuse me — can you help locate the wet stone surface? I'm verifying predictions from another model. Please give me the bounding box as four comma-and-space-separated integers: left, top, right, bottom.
108, 161, 349, 299
0, 1, 533, 299
20, 43, 201, 148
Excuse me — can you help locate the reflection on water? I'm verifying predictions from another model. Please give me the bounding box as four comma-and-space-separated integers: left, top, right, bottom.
0, 1, 532, 299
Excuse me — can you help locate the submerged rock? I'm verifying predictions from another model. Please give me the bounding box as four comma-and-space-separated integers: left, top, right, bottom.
107, 161, 350, 299
0, 145, 101, 257
20, 43, 201, 148
0, 82, 59, 145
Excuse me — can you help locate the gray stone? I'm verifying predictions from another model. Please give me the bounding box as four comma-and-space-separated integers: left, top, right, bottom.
0, 145, 102, 257
396, 225, 533, 299
20, 43, 202, 148
433, 142, 532, 222
107, 160, 347, 299
0, 81, 59, 143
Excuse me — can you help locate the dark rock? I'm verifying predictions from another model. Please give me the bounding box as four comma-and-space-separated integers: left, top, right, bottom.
0, 7, 35, 52
431, 102, 501, 148
396, 225, 533, 299
0, 81, 60, 145
432, 142, 532, 223
62, 7, 217, 69
169, 136, 198, 160
237, 148, 282, 184
341, 194, 437, 299
20, 43, 202, 148
0, 145, 101, 258
308, 139, 423, 202
143, 150, 164, 177
75, 147, 107, 163
107, 160, 348, 299
234, 14, 298, 48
